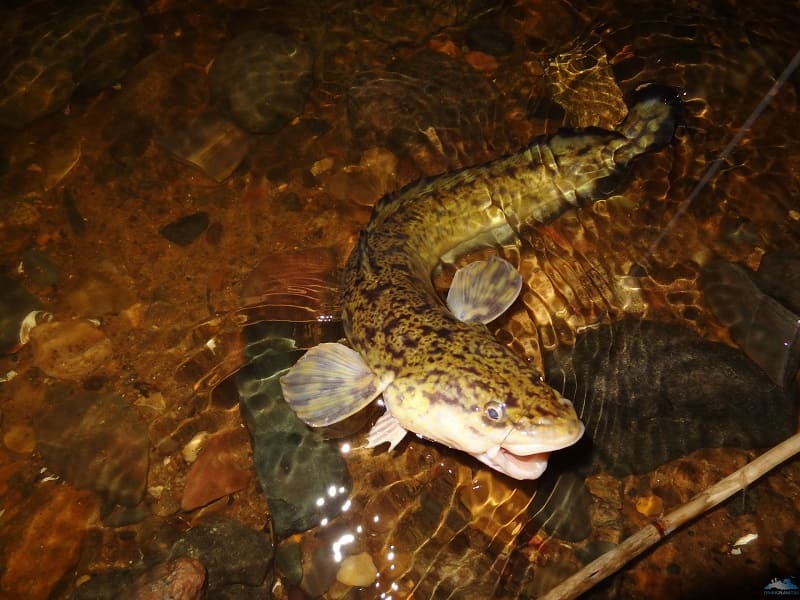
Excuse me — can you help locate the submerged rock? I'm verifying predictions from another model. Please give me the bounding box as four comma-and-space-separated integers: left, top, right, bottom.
465, 20, 514, 56
0, 0, 142, 128
0, 274, 41, 353
71, 557, 206, 600
535, 318, 797, 540
168, 516, 273, 595
35, 386, 150, 507
545, 318, 796, 477
757, 251, 800, 313
160, 212, 210, 246
701, 259, 800, 387
120, 557, 206, 600
63, 260, 137, 318
21, 248, 59, 287
157, 110, 252, 182
1, 485, 100, 600
181, 428, 252, 511
238, 332, 352, 537
28, 319, 114, 380
3, 424, 36, 454
209, 31, 313, 134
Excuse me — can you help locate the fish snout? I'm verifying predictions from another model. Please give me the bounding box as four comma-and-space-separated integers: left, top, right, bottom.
508, 406, 585, 452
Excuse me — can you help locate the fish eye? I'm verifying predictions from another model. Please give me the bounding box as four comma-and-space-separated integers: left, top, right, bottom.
484, 401, 506, 422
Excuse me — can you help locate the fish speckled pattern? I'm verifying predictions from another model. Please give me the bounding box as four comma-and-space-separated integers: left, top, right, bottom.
284, 85, 679, 479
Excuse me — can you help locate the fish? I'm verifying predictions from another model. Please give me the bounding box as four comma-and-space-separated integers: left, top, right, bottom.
280, 84, 680, 480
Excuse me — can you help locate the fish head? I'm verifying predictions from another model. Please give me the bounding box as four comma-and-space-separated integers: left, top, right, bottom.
387, 357, 584, 480
469, 381, 585, 480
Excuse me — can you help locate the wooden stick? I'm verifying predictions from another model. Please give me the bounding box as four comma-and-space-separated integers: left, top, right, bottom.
540, 431, 800, 600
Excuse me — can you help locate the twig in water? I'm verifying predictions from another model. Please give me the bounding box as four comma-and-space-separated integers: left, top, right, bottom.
539, 430, 800, 600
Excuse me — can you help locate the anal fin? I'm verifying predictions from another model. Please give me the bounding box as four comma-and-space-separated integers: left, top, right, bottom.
365, 410, 408, 451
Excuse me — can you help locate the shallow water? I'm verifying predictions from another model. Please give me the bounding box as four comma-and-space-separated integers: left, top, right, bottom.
0, 0, 799, 598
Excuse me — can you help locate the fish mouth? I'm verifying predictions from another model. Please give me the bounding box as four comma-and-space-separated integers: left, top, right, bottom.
473, 447, 552, 480
474, 423, 585, 480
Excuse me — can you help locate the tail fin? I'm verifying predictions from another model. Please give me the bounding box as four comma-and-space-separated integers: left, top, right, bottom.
615, 84, 682, 164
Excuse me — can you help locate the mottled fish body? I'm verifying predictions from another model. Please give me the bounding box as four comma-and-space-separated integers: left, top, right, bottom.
282, 85, 679, 479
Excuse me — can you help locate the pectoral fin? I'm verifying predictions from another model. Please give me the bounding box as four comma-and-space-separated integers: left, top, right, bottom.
446, 256, 522, 324
280, 342, 387, 426
365, 410, 408, 450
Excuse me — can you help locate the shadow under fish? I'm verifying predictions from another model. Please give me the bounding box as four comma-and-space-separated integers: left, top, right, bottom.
531, 318, 797, 542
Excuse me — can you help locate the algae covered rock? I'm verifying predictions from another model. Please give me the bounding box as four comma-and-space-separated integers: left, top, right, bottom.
209, 31, 313, 134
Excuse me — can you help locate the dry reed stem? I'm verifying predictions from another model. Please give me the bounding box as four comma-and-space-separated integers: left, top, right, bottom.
540, 430, 800, 600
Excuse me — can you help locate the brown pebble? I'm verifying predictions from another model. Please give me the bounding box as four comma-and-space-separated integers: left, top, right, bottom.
29, 319, 113, 380
3, 424, 36, 454
635, 494, 664, 517
336, 553, 378, 587
120, 556, 206, 600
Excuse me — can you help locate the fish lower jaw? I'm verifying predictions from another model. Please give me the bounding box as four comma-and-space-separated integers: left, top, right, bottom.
475, 422, 585, 480
473, 447, 551, 480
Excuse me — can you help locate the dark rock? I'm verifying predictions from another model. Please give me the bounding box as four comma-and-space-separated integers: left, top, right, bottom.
70, 570, 135, 600
209, 31, 313, 134
168, 516, 273, 593
21, 247, 59, 286
465, 21, 514, 56
237, 322, 352, 538
701, 259, 800, 387
279, 191, 303, 212
0, 0, 142, 128
783, 529, 800, 558
544, 319, 797, 477
238, 353, 352, 537
0, 274, 41, 353
532, 318, 797, 540
35, 386, 150, 507
757, 251, 800, 314
274, 541, 303, 586
63, 190, 88, 235
160, 212, 210, 246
